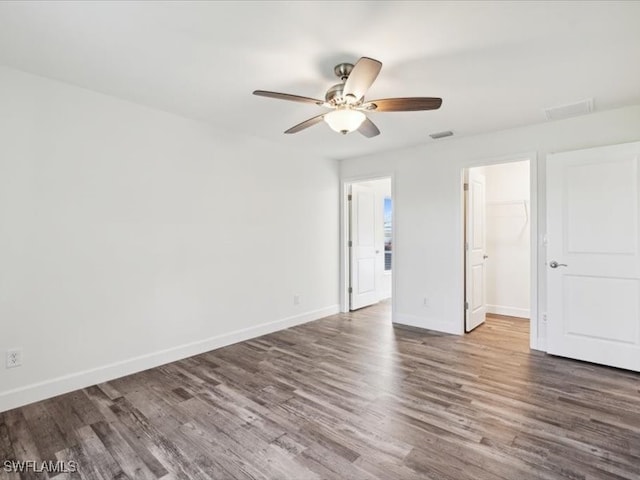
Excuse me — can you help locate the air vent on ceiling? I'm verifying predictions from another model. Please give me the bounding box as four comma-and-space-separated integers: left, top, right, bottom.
429, 130, 453, 139
544, 98, 593, 121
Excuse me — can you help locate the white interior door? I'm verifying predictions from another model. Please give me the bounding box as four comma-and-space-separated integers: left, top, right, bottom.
350, 183, 378, 310
547, 141, 640, 372
466, 169, 487, 332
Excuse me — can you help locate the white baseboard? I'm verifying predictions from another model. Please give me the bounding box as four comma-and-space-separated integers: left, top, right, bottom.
0, 304, 339, 413
487, 304, 530, 319
393, 312, 463, 335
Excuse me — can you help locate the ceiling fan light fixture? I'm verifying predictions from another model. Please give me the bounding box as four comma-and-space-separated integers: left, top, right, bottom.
324, 108, 366, 134
253, 56, 442, 138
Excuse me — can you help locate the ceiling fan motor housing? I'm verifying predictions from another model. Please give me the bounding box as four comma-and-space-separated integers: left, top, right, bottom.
325, 62, 357, 105
325, 83, 346, 104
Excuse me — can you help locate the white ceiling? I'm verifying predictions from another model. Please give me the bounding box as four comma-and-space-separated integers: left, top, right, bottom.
1, 1, 639, 160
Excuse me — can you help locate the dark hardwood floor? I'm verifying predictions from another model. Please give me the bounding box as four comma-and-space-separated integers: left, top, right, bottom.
2, 302, 640, 479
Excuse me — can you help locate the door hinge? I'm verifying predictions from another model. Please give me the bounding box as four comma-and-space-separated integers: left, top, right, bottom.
464, 183, 469, 191
348, 240, 352, 247
464, 301, 469, 310
348, 287, 353, 294
465, 241, 469, 251
348, 194, 352, 201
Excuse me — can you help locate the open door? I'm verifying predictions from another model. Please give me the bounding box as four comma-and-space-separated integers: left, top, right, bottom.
350, 183, 378, 310
547, 141, 640, 372
465, 169, 488, 332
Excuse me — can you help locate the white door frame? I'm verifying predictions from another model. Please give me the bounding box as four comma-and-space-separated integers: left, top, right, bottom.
340, 173, 396, 318
461, 153, 539, 350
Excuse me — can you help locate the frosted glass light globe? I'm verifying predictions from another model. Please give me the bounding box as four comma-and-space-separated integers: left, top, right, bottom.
324, 108, 366, 134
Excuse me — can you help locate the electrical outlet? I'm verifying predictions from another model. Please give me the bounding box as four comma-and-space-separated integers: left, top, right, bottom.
293, 295, 300, 306
542, 312, 548, 323
6, 349, 22, 368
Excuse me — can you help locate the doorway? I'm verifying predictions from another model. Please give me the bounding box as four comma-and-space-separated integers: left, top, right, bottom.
341, 177, 393, 313
463, 159, 536, 344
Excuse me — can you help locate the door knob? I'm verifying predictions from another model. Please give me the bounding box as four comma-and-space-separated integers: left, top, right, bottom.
549, 261, 568, 268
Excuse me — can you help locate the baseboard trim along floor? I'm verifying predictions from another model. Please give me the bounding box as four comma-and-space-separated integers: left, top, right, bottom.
0, 304, 339, 412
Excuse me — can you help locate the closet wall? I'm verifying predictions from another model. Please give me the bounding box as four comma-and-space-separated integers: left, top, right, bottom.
485, 161, 530, 318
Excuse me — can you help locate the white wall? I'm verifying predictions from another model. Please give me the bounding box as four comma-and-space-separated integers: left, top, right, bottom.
0, 66, 340, 412
482, 161, 530, 318
341, 104, 640, 345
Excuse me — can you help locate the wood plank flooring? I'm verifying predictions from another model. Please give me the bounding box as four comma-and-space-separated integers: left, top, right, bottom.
2, 302, 640, 479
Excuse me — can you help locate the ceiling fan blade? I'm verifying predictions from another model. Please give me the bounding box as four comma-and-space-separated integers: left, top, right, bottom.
284, 114, 325, 134
343, 57, 382, 102
253, 90, 324, 106
364, 97, 442, 112
358, 117, 380, 138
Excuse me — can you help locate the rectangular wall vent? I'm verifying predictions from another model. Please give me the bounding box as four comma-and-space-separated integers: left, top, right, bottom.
429, 130, 453, 139
544, 98, 593, 121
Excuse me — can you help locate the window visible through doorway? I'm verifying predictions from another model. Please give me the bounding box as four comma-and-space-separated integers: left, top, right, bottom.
384, 197, 392, 271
